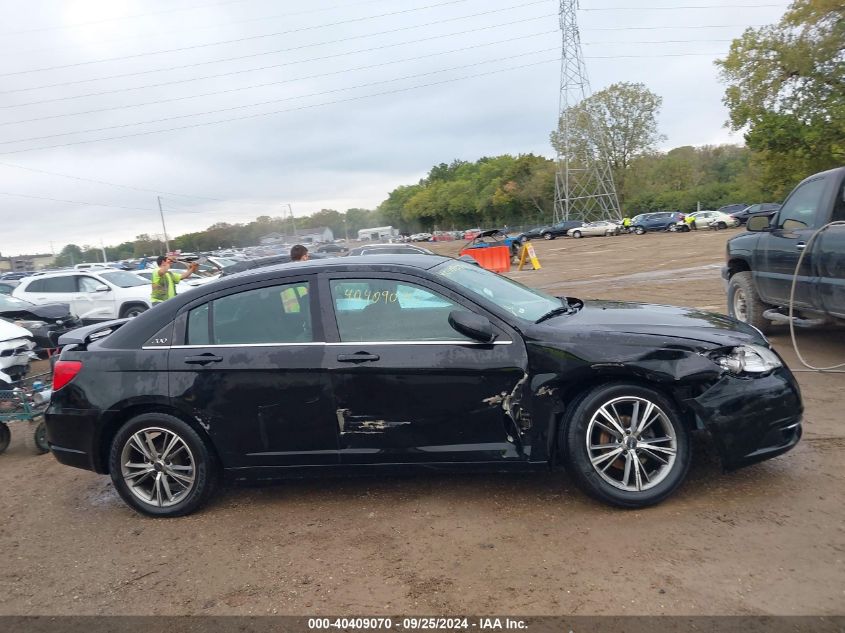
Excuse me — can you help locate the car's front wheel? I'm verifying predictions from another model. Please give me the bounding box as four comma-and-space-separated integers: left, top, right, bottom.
561, 383, 691, 508
571, 231, 582, 239
634, 226, 645, 235
542, 232, 554, 240
109, 413, 219, 517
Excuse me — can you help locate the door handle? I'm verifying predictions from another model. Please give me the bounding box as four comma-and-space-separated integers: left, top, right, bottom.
184, 353, 223, 365
796, 242, 806, 251
337, 352, 380, 363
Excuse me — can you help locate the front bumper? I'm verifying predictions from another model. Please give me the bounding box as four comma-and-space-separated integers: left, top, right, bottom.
686, 367, 803, 470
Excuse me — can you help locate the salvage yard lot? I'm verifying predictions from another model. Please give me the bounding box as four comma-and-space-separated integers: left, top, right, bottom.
1, 229, 842, 615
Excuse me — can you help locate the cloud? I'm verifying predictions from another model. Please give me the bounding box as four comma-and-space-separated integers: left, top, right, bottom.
0, 0, 789, 255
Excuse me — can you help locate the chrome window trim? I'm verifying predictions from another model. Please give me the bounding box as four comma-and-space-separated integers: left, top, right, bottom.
143, 340, 512, 350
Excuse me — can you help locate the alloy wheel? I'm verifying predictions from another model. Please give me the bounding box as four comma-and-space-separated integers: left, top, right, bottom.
732, 287, 748, 321
120, 427, 196, 508
585, 396, 677, 492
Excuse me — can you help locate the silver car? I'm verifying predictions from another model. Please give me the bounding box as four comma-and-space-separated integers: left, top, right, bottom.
567, 221, 621, 238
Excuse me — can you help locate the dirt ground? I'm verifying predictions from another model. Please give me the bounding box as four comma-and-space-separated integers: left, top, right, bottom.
0, 228, 843, 616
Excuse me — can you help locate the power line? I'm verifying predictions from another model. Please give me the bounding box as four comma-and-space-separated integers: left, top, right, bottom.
0, 0, 491, 77
0, 13, 555, 100
0, 47, 560, 147
581, 3, 785, 9
0, 191, 160, 212
1, 0, 387, 36
0, 56, 562, 156
0, 30, 558, 126
0, 161, 244, 202
585, 23, 766, 31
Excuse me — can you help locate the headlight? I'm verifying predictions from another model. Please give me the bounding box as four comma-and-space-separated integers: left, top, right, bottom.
14, 320, 47, 330
710, 344, 782, 375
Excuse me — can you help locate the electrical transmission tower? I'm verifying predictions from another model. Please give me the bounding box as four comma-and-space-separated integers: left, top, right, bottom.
553, 0, 621, 223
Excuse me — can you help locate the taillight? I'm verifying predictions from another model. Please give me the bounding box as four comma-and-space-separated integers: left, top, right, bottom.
53, 360, 83, 391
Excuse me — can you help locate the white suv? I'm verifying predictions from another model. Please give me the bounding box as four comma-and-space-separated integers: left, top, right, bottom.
13, 270, 152, 321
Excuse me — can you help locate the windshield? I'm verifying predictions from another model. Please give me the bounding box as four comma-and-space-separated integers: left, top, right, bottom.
0, 295, 35, 310
212, 257, 238, 268
433, 260, 561, 321
99, 271, 149, 288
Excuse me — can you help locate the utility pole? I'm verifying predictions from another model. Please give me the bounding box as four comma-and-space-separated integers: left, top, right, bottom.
553, 0, 620, 223
100, 239, 107, 263
287, 203, 297, 238
157, 196, 170, 254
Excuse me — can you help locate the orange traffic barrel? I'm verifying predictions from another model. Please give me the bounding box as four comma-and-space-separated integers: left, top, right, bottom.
458, 245, 511, 273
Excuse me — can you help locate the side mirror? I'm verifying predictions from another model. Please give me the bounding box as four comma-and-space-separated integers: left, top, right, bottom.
94, 284, 110, 292
746, 215, 772, 232
448, 310, 495, 343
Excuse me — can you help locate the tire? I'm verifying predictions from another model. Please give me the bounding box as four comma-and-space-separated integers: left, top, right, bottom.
542, 232, 554, 241
560, 383, 691, 508
634, 226, 645, 235
716, 222, 727, 230
120, 304, 148, 319
571, 231, 582, 239
109, 413, 219, 517
24, 417, 49, 454
0, 423, 9, 455
681, 225, 690, 232
727, 271, 772, 334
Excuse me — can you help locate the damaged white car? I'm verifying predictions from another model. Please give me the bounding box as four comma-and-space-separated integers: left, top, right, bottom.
0, 319, 35, 385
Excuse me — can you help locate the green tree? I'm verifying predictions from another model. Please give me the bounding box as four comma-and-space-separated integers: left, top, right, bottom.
716, 0, 845, 197
551, 82, 665, 205
54, 244, 84, 267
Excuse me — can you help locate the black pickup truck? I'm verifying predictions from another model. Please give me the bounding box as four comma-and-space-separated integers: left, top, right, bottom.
723, 166, 845, 333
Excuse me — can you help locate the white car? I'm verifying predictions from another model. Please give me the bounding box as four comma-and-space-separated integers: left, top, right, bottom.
133, 270, 221, 294
13, 270, 152, 321
0, 319, 35, 384
567, 221, 621, 238
681, 211, 741, 230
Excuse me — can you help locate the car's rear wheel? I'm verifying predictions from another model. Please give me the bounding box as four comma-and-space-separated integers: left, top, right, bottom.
561, 383, 691, 508
634, 226, 645, 235
109, 413, 219, 517
120, 304, 148, 319
727, 271, 771, 334
571, 231, 582, 239
543, 232, 554, 240
716, 222, 727, 230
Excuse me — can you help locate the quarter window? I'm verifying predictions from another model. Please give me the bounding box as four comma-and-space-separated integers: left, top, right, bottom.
778, 177, 827, 229
330, 279, 470, 342
186, 282, 312, 346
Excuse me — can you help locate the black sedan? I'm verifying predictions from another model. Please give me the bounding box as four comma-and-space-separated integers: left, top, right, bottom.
46, 256, 802, 517
729, 203, 781, 224
0, 295, 81, 351
630, 212, 684, 234
518, 220, 585, 241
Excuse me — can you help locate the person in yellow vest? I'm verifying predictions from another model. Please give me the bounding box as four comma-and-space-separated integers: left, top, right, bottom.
685, 213, 697, 231
282, 245, 310, 313
150, 256, 199, 305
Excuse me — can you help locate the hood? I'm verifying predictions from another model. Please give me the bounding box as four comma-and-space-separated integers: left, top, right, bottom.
0, 300, 71, 321
527, 300, 764, 348
0, 318, 34, 341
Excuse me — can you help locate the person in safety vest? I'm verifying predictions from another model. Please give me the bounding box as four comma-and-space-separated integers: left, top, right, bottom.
282, 245, 310, 313
151, 255, 198, 305
685, 213, 697, 231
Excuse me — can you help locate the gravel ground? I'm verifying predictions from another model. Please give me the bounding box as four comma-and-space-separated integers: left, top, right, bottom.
0, 228, 842, 616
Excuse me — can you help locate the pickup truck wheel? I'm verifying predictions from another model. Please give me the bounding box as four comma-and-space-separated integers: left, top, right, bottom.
727, 271, 772, 334
109, 413, 219, 517
120, 304, 148, 319
561, 383, 691, 508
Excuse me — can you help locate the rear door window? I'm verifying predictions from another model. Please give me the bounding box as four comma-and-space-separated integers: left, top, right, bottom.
41, 276, 77, 293
186, 282, 313, 346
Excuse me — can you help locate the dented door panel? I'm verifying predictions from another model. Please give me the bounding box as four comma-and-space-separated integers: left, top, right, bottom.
329, 341, 529, 464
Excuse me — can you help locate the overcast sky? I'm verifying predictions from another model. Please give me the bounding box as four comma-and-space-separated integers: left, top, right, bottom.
0, 0, 789, 256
